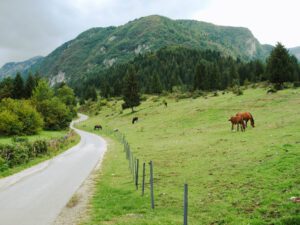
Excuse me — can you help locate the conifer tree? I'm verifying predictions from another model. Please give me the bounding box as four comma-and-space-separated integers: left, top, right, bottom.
266, 42, 293, 88
13, 72, 24, 99
122, 65, 140, 112
24, 73, 36, 98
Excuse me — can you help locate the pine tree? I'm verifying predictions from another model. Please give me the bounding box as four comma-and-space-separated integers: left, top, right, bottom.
266, 42, 293, 88
122, 65, 140, 112
24, 73, 36, 98
0, 78, 14, 100
13, 72, 24, 99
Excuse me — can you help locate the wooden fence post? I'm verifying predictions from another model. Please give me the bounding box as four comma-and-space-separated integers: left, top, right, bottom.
135, 159, 139, 190
183, 184, 188, 225
149, 160, 154, 209
142, 162, 146, 196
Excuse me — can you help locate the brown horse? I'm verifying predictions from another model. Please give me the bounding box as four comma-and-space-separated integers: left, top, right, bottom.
236, 112, 255, 127
228, 115, 246, 132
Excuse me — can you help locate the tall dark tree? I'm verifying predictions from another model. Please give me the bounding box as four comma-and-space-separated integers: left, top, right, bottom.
13, 72, 24, 99
122, 65, 140, 112
0, 78, 14, 100
266, 42, 293, 87
24, 73, 36, 98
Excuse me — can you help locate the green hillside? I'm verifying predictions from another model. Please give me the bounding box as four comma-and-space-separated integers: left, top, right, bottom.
77, 87, 300, 225
34, 15, 271, 83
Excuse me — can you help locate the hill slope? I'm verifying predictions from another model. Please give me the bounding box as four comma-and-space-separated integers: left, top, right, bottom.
77, 88, 300, 224
0, 56, 43, 79
34, 15, 271, 83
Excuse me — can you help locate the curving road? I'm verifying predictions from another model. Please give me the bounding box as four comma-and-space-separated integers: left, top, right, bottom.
0, 114, 107, 225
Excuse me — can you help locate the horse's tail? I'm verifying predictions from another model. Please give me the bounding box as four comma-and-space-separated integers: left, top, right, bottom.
249, 113, 255, 127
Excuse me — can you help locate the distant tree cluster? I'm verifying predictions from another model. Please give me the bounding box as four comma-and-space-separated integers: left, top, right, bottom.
0, 73, 77, 135
0, 72, 40, 100
74, 44, 299, 101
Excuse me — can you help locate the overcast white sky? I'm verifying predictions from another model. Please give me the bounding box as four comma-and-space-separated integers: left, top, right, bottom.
0, 0, 299, 67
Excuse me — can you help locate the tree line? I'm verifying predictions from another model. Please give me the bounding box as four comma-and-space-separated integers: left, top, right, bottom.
0, 73, 77, 136
74, 43, 299, 103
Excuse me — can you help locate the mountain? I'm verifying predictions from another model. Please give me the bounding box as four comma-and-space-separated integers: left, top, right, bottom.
289, 47, 300, 61
31, 15, 271, 83
0, 56, 44, 79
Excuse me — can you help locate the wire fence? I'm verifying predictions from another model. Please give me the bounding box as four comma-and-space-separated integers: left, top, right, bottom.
100, 128, 189, 224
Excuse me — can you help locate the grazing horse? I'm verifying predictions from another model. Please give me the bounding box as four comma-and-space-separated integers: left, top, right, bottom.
94, 125, 102, 130
236, 112, 255, 127
228, 115, 246, 132
163, 100, 168, 107
132, 117, 138, 124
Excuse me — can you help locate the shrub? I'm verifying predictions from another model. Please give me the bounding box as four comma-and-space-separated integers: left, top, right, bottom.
0, 139, 48, 169
0, 110, 23, 135
0, 156, 8, 172
0, 98, 43, 135
12, 136, 29, 143
37, 97, 72, 130
294, 81, 300, 87
232, 85, 243, 96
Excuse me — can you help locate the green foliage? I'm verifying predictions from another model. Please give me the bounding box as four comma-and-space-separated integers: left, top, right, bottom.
12, 72, 24, 99
0, 77, 13, 100
0, 110, 23, 135
37, 97, 72, 130
83, 47, 265, 98
31, 80, 75, 130
0, 140, 48, 169
84, 86, 98, 101
24, 73, 37, 98
32, 79, 54, 102
56, 84, 77, 117
0, 98, 43, 135
266, 43, 298, 87
122, 65, 141, 111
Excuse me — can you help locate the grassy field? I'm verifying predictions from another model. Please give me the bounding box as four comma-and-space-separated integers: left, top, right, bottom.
77, 88, 300, 225
0, 129, 80, 178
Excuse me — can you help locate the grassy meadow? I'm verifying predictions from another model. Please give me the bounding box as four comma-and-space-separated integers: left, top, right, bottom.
77, 87, 300, 225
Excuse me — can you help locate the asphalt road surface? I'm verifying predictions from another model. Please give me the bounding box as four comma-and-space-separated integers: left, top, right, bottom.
0, 114, 107, 225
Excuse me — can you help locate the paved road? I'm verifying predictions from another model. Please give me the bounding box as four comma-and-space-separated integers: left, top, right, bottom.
0, 114, 107, 225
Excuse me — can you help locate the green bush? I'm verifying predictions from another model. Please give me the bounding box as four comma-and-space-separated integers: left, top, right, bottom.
37, 97, 72, 130
0, 98, 43, 135
0, 110, 23, 135
232, 85, 243, 96
0, 156, 8, 172
0, 139, 48, 170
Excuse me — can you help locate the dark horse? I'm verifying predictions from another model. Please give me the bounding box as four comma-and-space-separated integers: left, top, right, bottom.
229, 115, 246, 132
236, 112, 255, 127
132, 117, 138, 124
94, 125, 102, 130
